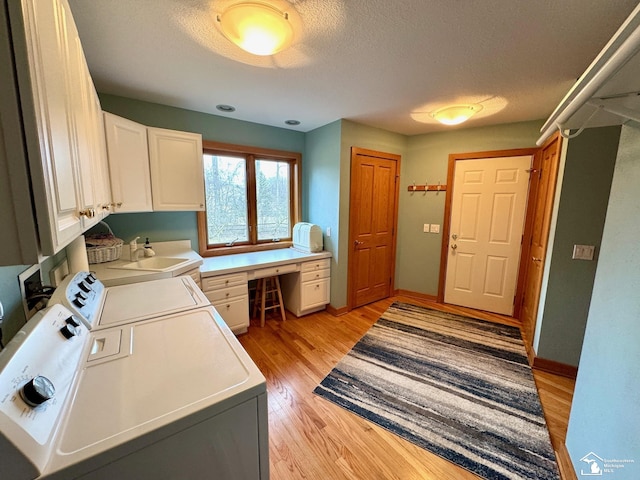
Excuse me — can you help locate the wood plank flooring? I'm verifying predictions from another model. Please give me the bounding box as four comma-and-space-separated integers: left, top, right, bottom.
238, 296, 576, 480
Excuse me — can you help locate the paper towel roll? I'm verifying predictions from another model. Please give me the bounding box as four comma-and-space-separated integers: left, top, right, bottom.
66, 235, 89, 273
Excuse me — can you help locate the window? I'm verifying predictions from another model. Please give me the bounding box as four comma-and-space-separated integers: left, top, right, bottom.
197, 141, 301, 256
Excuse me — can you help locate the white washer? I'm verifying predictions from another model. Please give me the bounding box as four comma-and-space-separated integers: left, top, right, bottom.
0, 273, 268, 479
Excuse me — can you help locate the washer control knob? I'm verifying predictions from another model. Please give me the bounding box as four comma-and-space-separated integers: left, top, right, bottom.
85, 273, 96, 284
72, 297, 86, 308
78, 281, 91, 293
65, 316, 82, 328
60, 323, 80, 339
21, 376, 55, 407
76, 291, 88, 301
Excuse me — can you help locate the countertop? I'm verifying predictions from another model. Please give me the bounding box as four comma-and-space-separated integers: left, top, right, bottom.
200, 248, 332, 277
90, 240, 203, 286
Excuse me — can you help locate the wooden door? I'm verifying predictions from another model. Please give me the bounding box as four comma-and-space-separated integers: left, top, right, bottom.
444, 155, 532, 315
520, 133, 562, 343
348, 148, 400, 309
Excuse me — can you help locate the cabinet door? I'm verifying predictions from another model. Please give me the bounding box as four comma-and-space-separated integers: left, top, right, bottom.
64, 4, 101, 230
300, 278, 330, 311
211, 296, 250, 333
103, 112, 153, 213
20, 0, 84, 253
148, 127, 204, 211
88, 83, 112, 219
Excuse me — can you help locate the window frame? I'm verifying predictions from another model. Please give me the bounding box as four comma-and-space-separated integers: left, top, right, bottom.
197, 140, 301, 257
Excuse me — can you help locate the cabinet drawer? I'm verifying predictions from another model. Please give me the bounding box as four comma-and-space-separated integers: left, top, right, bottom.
201, 272, 247, 292
300, 278, 330, 310
301, 258, 330, 272
254, 263, 297, 278
301, 268, 330, 283
212, 295, 249, 331
205, 284, 248, 303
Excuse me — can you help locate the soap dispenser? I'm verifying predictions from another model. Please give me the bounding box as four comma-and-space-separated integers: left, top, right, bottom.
143, 237, 156, 257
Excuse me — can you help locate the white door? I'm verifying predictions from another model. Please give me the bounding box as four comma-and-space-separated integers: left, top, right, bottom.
444, 156, 532, 315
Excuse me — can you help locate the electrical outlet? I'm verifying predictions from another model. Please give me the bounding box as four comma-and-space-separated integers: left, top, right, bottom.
326, 227, 331, 237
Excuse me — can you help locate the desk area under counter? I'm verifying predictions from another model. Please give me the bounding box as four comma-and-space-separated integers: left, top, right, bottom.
200, 248, 332, 334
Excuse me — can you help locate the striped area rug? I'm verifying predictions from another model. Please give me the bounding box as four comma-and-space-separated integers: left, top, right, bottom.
313, 302, 559, 480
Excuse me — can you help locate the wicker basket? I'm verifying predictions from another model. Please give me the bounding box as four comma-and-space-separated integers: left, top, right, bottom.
85, 222, 124, 264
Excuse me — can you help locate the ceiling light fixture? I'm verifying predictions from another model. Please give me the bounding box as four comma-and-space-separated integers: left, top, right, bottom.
284, 119, 300, 125
217, 2, 294, 56
432, 104, 483, 126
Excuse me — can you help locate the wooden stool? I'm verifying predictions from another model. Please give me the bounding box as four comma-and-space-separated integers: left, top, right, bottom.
252, 276, 286, 327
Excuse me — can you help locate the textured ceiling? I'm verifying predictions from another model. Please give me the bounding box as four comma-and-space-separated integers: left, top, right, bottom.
68, 0, 639, 135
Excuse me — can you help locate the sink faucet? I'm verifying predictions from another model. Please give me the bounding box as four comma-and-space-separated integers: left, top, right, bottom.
130, 236, 156, 260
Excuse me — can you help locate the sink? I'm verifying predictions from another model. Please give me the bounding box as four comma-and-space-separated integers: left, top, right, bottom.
109, 256, 190, 272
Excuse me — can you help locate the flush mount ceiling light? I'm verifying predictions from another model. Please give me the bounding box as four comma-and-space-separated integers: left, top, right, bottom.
432, 104, 483, 126
217, 2, 294, 56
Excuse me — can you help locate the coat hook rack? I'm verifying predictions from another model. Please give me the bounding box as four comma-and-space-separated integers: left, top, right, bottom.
407, 181, 447, 193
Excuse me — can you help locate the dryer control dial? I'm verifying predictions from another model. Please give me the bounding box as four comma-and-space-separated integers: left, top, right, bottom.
21, 376, 55, 407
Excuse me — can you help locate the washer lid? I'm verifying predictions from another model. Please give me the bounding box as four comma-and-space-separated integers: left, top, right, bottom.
56, 307, 265, 459
99, 276, 209, 328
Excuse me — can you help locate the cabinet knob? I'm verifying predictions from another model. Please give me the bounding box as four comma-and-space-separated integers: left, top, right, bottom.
79, 209, 95, 218
226, 304, 230, 309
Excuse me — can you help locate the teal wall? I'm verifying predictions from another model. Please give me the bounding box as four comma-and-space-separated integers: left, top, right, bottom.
304, 120, 342, 304
98, 94, 306, 250
565, 123, 640, 479
0, 265, 30, 342
398, 120, 544, 295
535, 126, 620, 367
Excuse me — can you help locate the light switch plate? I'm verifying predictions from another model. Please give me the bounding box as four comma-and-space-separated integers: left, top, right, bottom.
572, 244, 595, 260
430, 224, 440, 234
423, 223, 430, 233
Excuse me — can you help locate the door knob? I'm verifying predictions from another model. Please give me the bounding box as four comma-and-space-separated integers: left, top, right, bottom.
452, 234, 458, 240
354, 240, 364, 246
532, 257, 542, 263
451, 244, 457, 250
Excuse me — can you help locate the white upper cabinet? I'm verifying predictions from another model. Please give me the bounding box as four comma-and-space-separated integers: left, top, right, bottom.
6, 0, 106, 257
104, 113, 205, 213
19, 0, 84, 253
148, 127, 204, 211
103, 112, 153, 213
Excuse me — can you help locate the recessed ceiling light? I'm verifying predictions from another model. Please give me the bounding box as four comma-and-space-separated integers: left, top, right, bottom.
216, 104, 236, 113
285, 119, 300, 126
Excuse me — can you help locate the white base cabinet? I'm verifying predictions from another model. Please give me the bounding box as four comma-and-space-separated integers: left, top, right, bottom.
201, 272, 250, 334
281, 258, 331, 317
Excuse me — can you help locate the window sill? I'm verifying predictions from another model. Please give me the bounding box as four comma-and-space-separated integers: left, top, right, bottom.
200, 241, 293, 257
